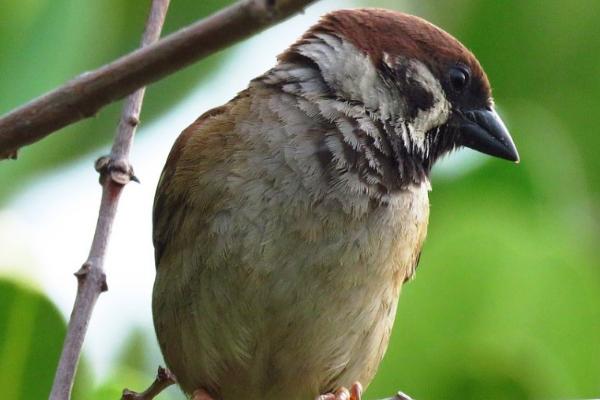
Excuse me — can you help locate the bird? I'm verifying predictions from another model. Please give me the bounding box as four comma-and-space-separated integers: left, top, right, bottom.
151, 8, 519, 400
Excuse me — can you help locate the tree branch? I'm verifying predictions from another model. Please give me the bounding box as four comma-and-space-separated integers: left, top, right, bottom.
48, 1, 171, 399
0, 0, 318, 160
121, 366, 177, 400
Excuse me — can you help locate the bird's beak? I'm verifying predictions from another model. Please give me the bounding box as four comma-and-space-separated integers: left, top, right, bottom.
456, 108, 520, 162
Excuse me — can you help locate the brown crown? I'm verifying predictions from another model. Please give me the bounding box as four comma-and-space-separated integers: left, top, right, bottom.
281, 8, 490, 98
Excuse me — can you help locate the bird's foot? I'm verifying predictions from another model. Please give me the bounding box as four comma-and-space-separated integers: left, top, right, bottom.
192, 388, 215, 400
317, 382, 362, 400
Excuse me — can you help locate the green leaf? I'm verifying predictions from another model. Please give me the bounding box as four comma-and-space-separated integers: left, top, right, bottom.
0, 277, 92, 399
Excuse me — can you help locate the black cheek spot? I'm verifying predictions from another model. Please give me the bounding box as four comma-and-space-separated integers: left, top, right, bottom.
389, 63, 435, 120
404, 78, 435, 119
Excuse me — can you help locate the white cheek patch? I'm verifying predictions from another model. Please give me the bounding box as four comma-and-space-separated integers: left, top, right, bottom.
297, 34, 402, 120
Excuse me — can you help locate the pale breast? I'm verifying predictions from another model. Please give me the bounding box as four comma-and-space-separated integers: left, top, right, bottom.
154, 175, 429, 398
246, 182, 430, 398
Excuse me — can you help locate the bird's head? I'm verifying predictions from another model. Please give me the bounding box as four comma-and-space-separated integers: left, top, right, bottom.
274, 8, 519, 187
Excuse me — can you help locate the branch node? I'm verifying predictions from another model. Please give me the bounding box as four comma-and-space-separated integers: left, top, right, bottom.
121, 366, 177, 400
157, 366, 177, 383
100, 272, 108, 292
94, 156, 111, 173
128, 115, 140, 127
94, 156, 139, 185
247, 0, 278, 20
121, 389, 136, 400
74, 263, 108, 292
74, 262, 91, 281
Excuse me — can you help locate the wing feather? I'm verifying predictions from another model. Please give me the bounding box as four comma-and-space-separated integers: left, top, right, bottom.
152, 102, 240, 266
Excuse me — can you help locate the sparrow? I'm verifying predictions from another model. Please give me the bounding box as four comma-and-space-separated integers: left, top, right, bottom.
152, 8, 519, 400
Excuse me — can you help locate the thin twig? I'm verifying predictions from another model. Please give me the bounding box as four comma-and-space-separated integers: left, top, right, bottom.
48, 1, 171, 399
0, 0, 318, 160
121, 366, 176, 400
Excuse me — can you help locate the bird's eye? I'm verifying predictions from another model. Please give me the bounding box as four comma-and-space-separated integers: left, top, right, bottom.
448, 66, 470, 93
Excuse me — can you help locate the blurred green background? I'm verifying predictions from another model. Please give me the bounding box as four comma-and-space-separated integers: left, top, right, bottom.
0, 0, 599, 399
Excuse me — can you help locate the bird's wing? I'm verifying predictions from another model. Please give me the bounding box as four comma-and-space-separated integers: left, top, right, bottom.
152, 95, 248, 267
